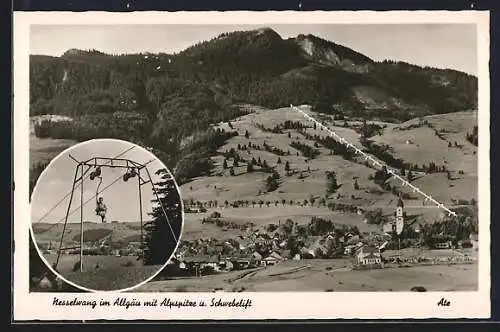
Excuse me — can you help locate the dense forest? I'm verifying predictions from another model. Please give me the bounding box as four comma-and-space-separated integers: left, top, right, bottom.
30, 28, 478, 185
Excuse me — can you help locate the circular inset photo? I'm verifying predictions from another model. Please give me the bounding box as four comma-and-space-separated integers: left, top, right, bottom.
30, 139, 184, 292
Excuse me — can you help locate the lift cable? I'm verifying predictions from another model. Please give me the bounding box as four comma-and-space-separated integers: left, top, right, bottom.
34, 145, 136, 224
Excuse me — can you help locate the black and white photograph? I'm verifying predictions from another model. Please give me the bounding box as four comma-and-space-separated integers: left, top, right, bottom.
14, 11, 490, 320
30, 139, 183, 292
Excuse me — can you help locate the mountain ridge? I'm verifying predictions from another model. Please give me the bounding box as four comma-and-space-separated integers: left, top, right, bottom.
33, 27, 474, 76
29, 26, 478, 185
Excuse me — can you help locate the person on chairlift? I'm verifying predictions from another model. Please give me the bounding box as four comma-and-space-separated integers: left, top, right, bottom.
95, 196, 107, 223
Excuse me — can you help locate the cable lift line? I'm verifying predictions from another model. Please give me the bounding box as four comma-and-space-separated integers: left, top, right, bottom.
48, 155, 179, 271
290, 104, 457, 217
55, 158, 158, 226
35, 145, 136, 224
42, 159, 163, 235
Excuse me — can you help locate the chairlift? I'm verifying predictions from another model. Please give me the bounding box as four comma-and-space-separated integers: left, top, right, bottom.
89, 167, 101, 180
123, 167, 137, 182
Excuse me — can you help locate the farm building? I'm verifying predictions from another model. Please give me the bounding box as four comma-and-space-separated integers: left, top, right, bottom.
355, 245, 382, 266
217, 259, 234, 272
433, 240, 453, 249
263, 251, 284, 266
458, 239, 474, 249
251, 251, 263, 261
183, 254, 220, 271
230, 254, 252, 270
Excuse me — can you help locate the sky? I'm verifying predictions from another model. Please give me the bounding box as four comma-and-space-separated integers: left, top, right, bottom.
31, 140, 177, 224
30, 24, 478, 75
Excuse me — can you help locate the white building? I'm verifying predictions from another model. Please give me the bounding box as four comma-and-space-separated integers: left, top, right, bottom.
355, 245, 382, 266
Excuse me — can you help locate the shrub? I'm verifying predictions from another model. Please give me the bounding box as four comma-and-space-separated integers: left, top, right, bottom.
121, 260, 135, 267
410, 286, 427, 292
174, 285, 188, 292
210, 211, 221, 219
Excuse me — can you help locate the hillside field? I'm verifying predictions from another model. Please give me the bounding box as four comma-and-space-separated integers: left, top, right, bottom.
178, 105, 477, 241
31, 105, 478, 245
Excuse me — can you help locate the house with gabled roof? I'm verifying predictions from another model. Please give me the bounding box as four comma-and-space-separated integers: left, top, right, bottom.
355, 245, 382, 266
263, 251, 284, 266
230, 253, 252, 270
252, 251, 263, 261
183, 254, 220, 271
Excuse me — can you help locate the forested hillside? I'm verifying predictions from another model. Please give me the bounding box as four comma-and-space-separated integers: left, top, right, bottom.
30, 28, 477, 185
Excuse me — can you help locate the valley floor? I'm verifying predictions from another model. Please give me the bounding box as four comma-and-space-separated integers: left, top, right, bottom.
135, 258, 477, 292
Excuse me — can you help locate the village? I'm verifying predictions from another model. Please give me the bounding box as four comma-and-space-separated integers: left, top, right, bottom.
37, 235, 143, 259
161, 204, 478, 279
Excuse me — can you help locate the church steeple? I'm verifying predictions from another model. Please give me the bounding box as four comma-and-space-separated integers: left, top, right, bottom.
397, 197, 404, 208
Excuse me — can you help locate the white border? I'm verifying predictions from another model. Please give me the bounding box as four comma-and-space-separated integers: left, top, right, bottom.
28, 138, 185, 293
13, 10, 491, 320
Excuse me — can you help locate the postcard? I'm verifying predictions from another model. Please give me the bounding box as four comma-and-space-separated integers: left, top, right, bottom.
13, 10, 490, 320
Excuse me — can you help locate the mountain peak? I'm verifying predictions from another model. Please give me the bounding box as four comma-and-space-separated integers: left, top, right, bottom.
62, 48, 108, 57
254, 27, 280, 36
294, 34, 373, 70
245, 27, 283, 43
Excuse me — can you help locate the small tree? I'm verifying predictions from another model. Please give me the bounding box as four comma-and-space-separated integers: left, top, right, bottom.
326, 171, 339, 196
277, 157, 282, 164
223, 159, 228, 169
143, 169, 182, 265
285, 161, 290, 173
354, 179, 359, 190
245, 130, 250, 139
265, 174, 279, 192
247, 163, 254, 173
309, 194, 316, 206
